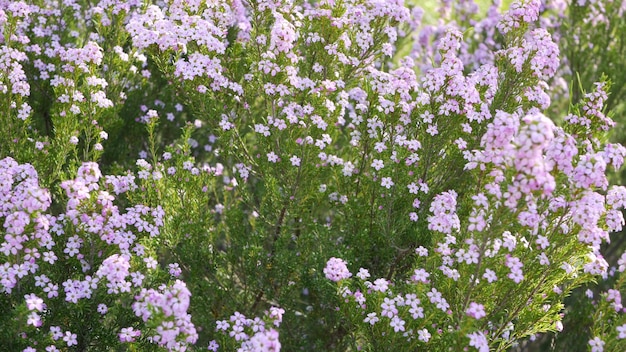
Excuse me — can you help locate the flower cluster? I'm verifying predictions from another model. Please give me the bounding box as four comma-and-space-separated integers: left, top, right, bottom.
0, 157, 199, 351
214, 307, 284, 352
324, 257, 352, 282
133, 280, 198, 350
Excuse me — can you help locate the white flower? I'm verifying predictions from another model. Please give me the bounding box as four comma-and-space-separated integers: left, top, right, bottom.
381, 177, 394, 189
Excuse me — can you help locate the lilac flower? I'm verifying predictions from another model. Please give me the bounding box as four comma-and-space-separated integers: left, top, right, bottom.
381, 297, 398, 318
49, 326, 63, 341
24, 293, 45, 311
418, 329, 431, 342
119, 327, 141, 343
364, 312, 379, 325
132, 280, 197, 348
369, 278, 389, 293
467, 331, 489, 351
144, 257, 157, 269
589, 337, 605, 352
290, 155, 301, 167
268, 307, 285, 327
267, 152, 279, 163
584, 253, 609, 277
409, 303, 425, 320
617, 324, 626, 339
168, 263, 182, 277
208, 340, 219, 351
427, 288, 450, 312
63, 331, 77, 347
248, 329, 281, 352
506, 256, 524, 283
216, 320, 230, 331
324, 257, 352, 282
411, 268, 430, 283
27, 312, 42, 327
415, 246, 428, 256
389, 316, 405, 332
466, 302, 486, 319
381, 177, 394, 189
96, 254, 131, 294
356, 268, 370, 280
270, 13, 297, 53
605, 289, 623, 312
482, 268, 497, 283
427, 190, 460, 234
498, 0, 541, 34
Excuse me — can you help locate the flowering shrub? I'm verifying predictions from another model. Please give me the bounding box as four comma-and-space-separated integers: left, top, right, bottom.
1, 0, 625, 351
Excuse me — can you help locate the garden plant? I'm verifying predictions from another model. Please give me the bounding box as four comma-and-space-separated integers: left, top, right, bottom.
0, 0, 625, 351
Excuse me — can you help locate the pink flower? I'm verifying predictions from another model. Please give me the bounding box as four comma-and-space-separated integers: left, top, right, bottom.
364, 312, 378, 325
63, 331, 77, 347
381, 297, 398, 318
356, 268, 370, 280
389, 316, 405, 332
24, 293, 45, 311
248, 329, 281, 351
589, 337, 605, 352
290, 155, 301, 167
427, 190, 460, 234
418, 329, 431, 342
381, 177, 394, 189
466, 302, 486, 319
412, 268, 430, 283
324, 257, 352, 282
467, 331, 489, 352
617, 324, 626, 339
119, 327, 141, 343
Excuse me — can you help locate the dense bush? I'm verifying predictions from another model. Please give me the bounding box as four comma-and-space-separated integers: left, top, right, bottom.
0, 0, 625, 351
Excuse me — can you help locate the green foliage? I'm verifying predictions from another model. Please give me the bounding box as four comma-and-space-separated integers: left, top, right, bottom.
1, 1, 626, 351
